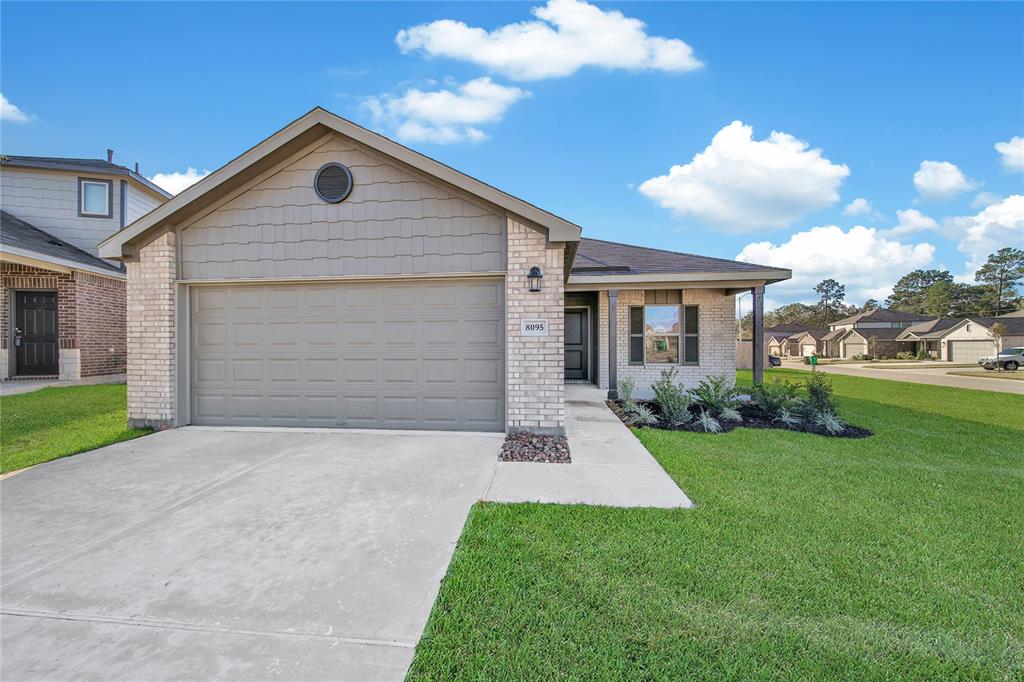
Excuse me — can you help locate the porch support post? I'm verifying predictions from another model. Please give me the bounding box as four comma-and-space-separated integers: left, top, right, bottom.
752, 285, 765, 385
607, 289, 619, 399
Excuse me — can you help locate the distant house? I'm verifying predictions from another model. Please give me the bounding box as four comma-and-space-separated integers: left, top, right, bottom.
1, 154, 171, 381
897, 315, 1024, 362
763, 323, 826, 357
822, 307, 932, 358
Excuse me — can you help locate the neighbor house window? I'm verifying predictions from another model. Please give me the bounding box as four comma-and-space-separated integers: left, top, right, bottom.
628, 304, 699, 365
79, 178, 112, 218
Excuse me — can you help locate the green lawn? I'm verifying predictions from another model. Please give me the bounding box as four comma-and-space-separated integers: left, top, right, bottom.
0, 384, 150, 473
409, 370, 1024, 680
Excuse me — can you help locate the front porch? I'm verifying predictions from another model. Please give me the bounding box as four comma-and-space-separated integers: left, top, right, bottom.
562, 285, 769, 397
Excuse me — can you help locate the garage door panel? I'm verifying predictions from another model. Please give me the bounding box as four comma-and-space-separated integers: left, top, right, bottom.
948, 340, 994, 363
191, 280, 504, 430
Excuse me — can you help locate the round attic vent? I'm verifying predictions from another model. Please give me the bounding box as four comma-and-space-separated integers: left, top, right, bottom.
314, 162, 353, 203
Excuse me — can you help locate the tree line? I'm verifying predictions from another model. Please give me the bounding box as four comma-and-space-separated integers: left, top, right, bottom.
740, 247, 1024, 336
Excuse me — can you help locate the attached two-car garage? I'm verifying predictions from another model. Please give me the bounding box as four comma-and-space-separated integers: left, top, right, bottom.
188, 279, 505, 431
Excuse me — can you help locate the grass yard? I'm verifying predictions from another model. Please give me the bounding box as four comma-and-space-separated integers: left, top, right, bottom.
0, 384, 150, 473
409, 369, 1024, 680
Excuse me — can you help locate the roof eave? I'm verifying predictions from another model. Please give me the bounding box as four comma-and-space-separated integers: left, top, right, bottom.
1, 246, 125, 279
99, 107, 580, 259
566, 269, 791, 288
3, 158, 172, 200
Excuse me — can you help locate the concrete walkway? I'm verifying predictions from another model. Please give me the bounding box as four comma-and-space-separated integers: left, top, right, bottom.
0, 373, 126, 396
781, 362, 1023, 394
484, 384, 693, 508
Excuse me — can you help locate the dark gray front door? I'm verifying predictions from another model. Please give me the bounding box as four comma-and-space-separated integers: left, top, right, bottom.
15, 291, 59, 376
564, 308, 589, 380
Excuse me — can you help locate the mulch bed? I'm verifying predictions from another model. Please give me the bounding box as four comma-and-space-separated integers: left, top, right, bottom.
500, 432, 571, 463
608, 400, 873, 439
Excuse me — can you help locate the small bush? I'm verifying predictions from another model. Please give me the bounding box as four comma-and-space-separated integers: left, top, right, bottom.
895, 351, 914, 360
813, 410, 845, 435
651, 367, 693, 425
624, 400, 659, 427
803, 370, 836, 415
916, 348, 931, 360
751, 379, 801, 419
691, 374, 740, 421
618, 376, 636, 402
773, 407, 802, 428
694, 409, 722, 433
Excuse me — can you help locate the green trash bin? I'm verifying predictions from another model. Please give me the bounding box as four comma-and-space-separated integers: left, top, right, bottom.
810, 354, 818, 367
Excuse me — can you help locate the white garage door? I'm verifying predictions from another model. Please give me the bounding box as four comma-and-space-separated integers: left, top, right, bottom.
947, 340, 995, 363
843, 340, 867, 358
801, 343, 816, 357
189, 280, 505, 431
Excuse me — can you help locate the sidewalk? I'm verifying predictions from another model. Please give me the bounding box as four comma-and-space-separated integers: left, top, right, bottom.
484, 384, 693, 509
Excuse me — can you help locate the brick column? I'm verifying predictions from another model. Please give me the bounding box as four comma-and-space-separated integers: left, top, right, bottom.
505, 217, 565, 436
126, 229, 177, 429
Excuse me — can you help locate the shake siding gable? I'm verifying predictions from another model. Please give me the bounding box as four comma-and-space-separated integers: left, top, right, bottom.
178, 135, 507, 281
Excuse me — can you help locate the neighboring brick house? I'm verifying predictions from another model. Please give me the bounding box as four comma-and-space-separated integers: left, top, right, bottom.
99, 108, 790, 433
1, 155, 170, 381
895, 315, 1024, 362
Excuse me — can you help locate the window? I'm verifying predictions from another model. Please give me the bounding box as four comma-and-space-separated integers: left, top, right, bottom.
629, 304, 699, 365
79, 178, 111, 218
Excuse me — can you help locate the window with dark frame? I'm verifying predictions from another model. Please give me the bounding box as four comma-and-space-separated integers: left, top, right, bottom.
629, 304, 699, 365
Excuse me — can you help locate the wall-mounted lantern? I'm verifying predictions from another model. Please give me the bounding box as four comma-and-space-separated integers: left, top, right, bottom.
527, 266, 543, 292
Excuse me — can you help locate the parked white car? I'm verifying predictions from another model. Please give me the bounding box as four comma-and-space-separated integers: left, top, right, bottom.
979, 347, 1024, 371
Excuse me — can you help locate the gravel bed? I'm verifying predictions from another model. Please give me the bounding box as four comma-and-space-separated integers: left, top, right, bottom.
499, 432, 571, 463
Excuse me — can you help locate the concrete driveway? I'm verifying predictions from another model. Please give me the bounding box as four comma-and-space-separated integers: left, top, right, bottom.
1, 427, 501, 680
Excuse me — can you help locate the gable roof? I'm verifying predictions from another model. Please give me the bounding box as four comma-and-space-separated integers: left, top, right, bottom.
0, 210, 123, 277
787, 328, 826, 341
1, 155, 171, 199
98, 107, 582, 260
830, 307, 933, 327
897, 318, 961, 340
568, 238, 790, 284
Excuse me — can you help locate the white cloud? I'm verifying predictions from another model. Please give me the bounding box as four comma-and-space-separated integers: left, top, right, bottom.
995, 136, 1024, 172
0, 93, 31, 123
362, 77, 528, 144
396, 0, 702, 81
913, 160, 978, 200
881, 209, 938, 237
736, 225, 935, 304
148, 167, 210, 195
971, 191, 1003, 209
638, 121, 850, 232
842, 198, 873, 217
944, 195, 1024, 276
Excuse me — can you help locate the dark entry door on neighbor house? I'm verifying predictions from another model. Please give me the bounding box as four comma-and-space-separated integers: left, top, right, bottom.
564, 308, 589, 380
14, 291, 59, 376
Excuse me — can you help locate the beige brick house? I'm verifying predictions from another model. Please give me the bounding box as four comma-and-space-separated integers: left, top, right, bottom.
99, 108, 790, 434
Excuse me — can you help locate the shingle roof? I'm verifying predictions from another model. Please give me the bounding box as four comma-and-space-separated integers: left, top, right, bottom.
999, 309, 1024, 318
899, 318, 962, 339
975, 317, 1024, 334
847, 327, 905, 341
1, 155, 172, 199
571, 238, 789, 276
830, 307, 933, 327
0, 210, 123, 274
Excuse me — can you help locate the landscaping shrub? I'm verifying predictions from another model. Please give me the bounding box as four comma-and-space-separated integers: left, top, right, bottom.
895, 351, 914, 360
750, 379, 801, 420
618, 376, 636, 402
694, 409, 722, 433
625, 401, 660, 427
691, 375, 741, 422
916, 348, 931, 360
651, 368, 693, 425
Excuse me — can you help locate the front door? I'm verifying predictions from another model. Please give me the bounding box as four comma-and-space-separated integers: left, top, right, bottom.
564, 308, 589, 380
14, 291, 59, 376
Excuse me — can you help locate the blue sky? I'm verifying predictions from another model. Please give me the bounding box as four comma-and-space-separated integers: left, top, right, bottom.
3, 1, 1022, 310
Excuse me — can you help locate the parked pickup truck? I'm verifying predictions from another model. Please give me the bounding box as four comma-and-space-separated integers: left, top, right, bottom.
979, 347, 1024, 371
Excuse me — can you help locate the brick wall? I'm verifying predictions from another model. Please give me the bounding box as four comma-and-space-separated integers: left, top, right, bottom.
1, 262, 78, 380
505, 217, 565, 435
77, 272, 127, 376
597, 288, 736, 395
126, 230, 177, 429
